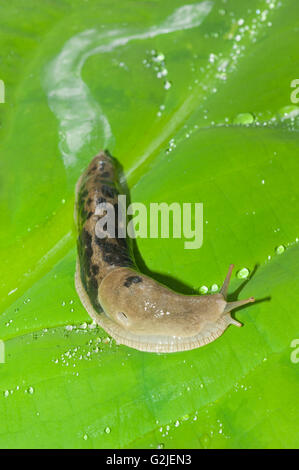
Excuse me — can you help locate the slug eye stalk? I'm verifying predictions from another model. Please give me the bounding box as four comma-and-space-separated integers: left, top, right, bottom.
220, 264, 255, 326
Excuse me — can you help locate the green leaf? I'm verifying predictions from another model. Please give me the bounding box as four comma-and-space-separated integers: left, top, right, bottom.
0, 0, 299, 449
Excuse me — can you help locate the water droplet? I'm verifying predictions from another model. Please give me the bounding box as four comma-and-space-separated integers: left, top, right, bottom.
237, 268, 250, 279
199, 286, 208, 295
28, 386, 34, 395
275, 245, 285, 255
164, 80, 172, 90
209, 53, 216, 63
157, 443, 164, 449
4, 390, 9, 398
155, 53, 165, 62
233, 113, 254, 125
105, 427, 111, 434
83, 434, 88, 440
279, 105, 299, 119
211, 284, 219, 293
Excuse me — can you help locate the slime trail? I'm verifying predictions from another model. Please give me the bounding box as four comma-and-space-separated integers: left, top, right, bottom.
43, 2, 213, 168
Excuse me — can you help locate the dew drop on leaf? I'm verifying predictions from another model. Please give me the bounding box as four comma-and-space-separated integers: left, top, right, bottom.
233, 112, 254, 125
199, 285, 208, 294
275, 245, 285, 255
237, 268, 250, 279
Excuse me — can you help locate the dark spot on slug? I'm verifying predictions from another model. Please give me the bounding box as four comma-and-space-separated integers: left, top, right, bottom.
77, 186, 92, 227
95, 237, 133, 267
85, 274, 101, 312
101, 184, 116, 199
88, 165, 97, 175
79, 188, 88, 200
95, 175, 112, 185
82, 229, 92, 251
91, 264, 99, 275
123, 276, 142, 288
97, 197, 106, 205
79, 229, 93, 276
116, 236, 128, 249
113, 203, 128, 249
88, 275, 98, 296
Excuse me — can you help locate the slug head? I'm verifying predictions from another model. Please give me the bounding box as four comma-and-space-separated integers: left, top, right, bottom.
98, 265, 255, 337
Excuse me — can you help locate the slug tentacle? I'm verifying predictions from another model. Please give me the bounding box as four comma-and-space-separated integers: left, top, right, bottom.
220, 264, 255, 324
74, 150, 255, 353
220, 263, 235, 299
223, 297, 255, 314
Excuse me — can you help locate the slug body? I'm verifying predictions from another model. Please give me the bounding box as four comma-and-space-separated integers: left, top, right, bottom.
75, 151, 254, 353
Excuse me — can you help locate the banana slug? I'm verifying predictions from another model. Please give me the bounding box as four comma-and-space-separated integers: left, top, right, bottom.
74, 150, 255, 353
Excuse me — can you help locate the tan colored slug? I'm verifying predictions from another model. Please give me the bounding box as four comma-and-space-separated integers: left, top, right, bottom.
74, 150, 255, 353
